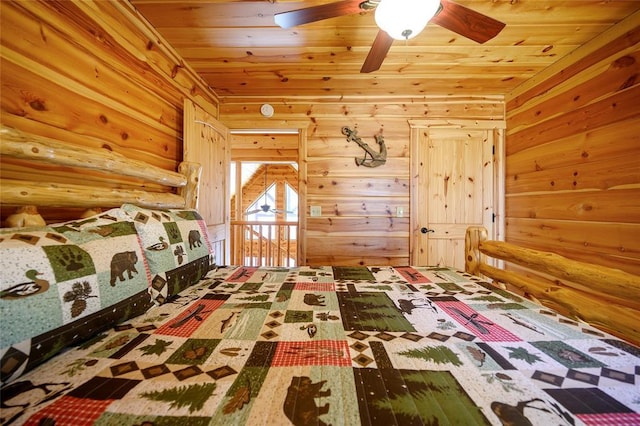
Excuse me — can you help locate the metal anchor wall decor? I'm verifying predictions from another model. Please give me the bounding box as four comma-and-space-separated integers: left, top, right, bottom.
341, 126, 387, 167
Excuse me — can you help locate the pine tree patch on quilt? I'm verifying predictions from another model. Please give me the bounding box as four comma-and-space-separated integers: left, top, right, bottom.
121, 204, 214, 305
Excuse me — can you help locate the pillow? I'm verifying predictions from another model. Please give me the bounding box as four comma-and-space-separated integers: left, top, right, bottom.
121, 204, 214, 304
0, 208, 153, 384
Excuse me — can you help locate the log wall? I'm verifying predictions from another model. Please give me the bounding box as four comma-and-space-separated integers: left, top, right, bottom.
504, 13, 640, 276
221, 98, 504, 265
0, 0, 219, 224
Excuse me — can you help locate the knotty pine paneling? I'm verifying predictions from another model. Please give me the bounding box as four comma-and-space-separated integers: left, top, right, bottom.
307, 177, 410, 197
231, 133, 299, 162
506, 85, 640, 156
132, 0, 640, 98
505, 189, 640, 223
307, 217, 409, 236
0, 0, 219, 224
306, 158, 411, 177
304, 198, 410, 218
506, 119, 639, 174
506, 153, 639, 193
1, 61, 179, 169
505, 218, 640, 275
505, 14, 640, 276
221, 97, 504, 266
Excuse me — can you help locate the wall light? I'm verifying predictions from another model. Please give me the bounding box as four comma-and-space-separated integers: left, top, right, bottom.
374, 0, 440, 40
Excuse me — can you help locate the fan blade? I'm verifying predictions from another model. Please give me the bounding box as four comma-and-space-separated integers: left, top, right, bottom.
360, 30, 394, 73
274, 0, 364, 28
431, 0, 505, 44
244, 209, 262, 215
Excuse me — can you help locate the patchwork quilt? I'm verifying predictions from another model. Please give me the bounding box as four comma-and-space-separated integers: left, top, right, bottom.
1, 266, 638, 426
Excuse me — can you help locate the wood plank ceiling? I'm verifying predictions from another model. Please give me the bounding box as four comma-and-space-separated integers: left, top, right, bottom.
130, 0, 640, 99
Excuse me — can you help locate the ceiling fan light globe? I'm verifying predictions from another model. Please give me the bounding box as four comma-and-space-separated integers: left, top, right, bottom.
374, 0, 439, 40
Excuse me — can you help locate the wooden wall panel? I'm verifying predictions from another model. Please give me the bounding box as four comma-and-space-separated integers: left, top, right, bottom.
505, 218, 640, 275
303, 198, 410, 218
506, 119, 639, 174
505, 189, 640, 223
506, 154, 639, 193
0, 0, 219, 224
222, 97, 504, 266
1, 61, 179, 169
505, 13, 640, 276
306, 158, 410, 177
231, 133, 299, 162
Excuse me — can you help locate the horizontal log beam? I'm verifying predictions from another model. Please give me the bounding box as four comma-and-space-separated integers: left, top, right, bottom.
1, 179, 186, 209
478, 263, 640, 346
1, 125, 186, 188
478, 240, 640, 301
465, 226, 640, 346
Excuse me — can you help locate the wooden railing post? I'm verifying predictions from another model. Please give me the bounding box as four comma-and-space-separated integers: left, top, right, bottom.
230, 220, 298, 266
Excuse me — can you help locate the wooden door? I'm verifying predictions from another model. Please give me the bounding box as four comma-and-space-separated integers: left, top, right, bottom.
410, 120, 504, 269
184, 99, 230, 265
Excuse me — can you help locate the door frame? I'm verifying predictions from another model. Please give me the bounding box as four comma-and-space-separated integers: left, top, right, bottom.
225, 121, 309, 265
408, 119, 506, 266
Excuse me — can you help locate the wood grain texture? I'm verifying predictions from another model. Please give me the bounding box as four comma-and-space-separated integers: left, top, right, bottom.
505, 218, 640, 276
479, 240, 640, 301
2, 0, 637, 275
504, 13, 640, 275
306, 217, 409, 236
506, 119, 639, 175
177, 161, 202, 210
131, 0, 640, 98
184, 98, 230, 263
222, 99, 504, 120
465, 226, 640, 345
478, 262, 639, 345
505, 189, 640, 223
0, 126, 200, 211
0, 0, 220, 224
1, 126, 186, 187
1, 179, 186, 210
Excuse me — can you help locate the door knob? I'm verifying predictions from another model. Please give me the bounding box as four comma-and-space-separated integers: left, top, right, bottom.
420, 227, 435, 234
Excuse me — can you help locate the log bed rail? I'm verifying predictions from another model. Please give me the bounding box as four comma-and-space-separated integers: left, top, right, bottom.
0, 125, 202, 219
465, 226, 640, 346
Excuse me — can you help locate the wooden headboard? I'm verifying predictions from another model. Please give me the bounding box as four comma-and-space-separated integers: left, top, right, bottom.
1, 125, 202, 224
465, 226, 640, 346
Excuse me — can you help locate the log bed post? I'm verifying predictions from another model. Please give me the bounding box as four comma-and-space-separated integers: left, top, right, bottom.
464, 226, 487, 278
178, 161, 202, 210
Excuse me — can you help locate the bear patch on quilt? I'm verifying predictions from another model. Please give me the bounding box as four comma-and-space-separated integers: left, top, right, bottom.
121, 204, 214, 305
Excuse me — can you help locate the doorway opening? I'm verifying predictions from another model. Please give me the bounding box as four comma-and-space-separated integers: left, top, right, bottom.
230, 161, 299, 266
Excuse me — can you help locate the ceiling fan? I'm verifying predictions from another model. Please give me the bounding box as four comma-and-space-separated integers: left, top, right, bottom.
274, 0, 505, 73
245, 165, 294, 216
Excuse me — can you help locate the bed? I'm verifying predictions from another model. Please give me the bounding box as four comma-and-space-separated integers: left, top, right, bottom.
1, 126, 639, 426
